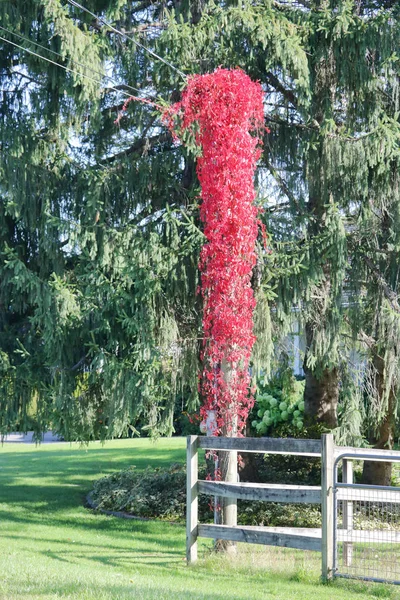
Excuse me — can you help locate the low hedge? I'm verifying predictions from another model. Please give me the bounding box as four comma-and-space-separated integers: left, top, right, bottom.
89, 462, 322, 527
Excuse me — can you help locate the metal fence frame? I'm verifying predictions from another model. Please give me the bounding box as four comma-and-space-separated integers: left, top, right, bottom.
333, 451, 400, 585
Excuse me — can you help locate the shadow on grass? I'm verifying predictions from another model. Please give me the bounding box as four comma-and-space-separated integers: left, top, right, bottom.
0, 441, 188, 576
0, 504, 184, 545
0, 444, 186, 517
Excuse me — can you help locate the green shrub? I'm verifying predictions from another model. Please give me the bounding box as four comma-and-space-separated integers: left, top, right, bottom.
251, 371, 306, 437
256, 453, 321, 486
89, 462, 321, 527
238, 500, 321, 527
91, 463, 189, 521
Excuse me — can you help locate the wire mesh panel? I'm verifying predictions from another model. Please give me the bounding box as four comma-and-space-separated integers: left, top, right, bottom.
334, 458, 400, 584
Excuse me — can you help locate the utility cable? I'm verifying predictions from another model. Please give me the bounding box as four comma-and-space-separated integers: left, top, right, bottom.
0, 33, 171, 168
66, 0, 186, 80
0, 33, 145, 101
0, 25, 147, 99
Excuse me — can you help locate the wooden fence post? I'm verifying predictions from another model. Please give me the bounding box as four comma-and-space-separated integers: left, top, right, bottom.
187, 435, 199, 563
321, 433, 334, 582
342, 459, 353, 567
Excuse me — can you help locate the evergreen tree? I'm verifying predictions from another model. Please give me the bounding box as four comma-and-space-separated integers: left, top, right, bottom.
1, 0, 399, 451
347, 119, 400, 483
0, 0, 293, 439
0, 0, 204, 439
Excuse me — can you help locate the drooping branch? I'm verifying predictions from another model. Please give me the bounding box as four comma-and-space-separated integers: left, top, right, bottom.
99, 132, 171, 165
264, 155, 303, 213
265, 115, 314, 130
265, 71, 298, 109
363, 255, 400, 314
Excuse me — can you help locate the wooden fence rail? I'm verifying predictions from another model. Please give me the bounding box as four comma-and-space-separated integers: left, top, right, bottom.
197, 480, 321, 504
198, 436, 322, 456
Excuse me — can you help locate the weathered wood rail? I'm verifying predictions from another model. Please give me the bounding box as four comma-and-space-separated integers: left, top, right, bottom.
197, 480, 321, 504
197, 435, 322, 456
197, 524, 322, 551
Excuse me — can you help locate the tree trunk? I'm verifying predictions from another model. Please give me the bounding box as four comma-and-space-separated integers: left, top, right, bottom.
303, 322, 339, 429
362, 459, 392, 487
215, 360, 237, 554
362, 353, 396, 486
238, 420, 261, 483
303, 368, 338, 429
301, 43, 341, 432
215, 440, 237, 554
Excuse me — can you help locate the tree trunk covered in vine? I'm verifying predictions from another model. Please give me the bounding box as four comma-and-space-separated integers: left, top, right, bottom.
214, 360, 237, 554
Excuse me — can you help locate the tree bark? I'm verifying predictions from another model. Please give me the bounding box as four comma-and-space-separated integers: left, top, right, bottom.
362, 353, 396, 486
237, 418, 261, 482
215, 440, 237, 554
303, 312, 339, 429
303, 348, 339, 429
215, 359, 237, 554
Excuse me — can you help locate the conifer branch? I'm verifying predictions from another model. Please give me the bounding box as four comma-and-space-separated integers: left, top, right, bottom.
343, 328, 379, 356
124, 22, 166, 33
265, 115, 315, 131
264, 155, 303, 213
362, 255, 400, 314
102, 84, 146, 94
263, 201, 291, 212
273, 0, 311, 7
132, 0, 157, 12
265, 72, 298, 109
100, 132, 171, 165
101, 102, 125, 114
11, 71, 40, 86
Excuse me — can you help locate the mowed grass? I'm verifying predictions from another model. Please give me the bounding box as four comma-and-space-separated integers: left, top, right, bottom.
0, 439, 398, 600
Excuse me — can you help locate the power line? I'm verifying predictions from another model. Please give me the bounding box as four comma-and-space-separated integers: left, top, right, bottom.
0, 24, 145, 99
65, 0, 186, 80
0, 33, 169, 168
0, 33, 155, 104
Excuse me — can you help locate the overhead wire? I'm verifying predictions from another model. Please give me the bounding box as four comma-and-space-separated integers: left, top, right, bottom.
0, 28, 174, 170
65, 0, 186, 80
0, 24, 152, 99
0, 33, 137, 100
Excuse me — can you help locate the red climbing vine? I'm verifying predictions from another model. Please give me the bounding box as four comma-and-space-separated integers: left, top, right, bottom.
117, 69, 266, 435
166, 68, 265, 435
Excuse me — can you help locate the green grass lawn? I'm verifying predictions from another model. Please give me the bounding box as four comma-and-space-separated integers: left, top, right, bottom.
0, 438, 398, 600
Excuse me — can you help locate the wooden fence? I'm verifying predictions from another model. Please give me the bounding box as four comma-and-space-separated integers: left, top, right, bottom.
187, 434, 400, 583
187, 433, 334, 580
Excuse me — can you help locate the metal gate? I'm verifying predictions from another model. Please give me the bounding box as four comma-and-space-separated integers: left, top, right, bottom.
333, 452, 400, 584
